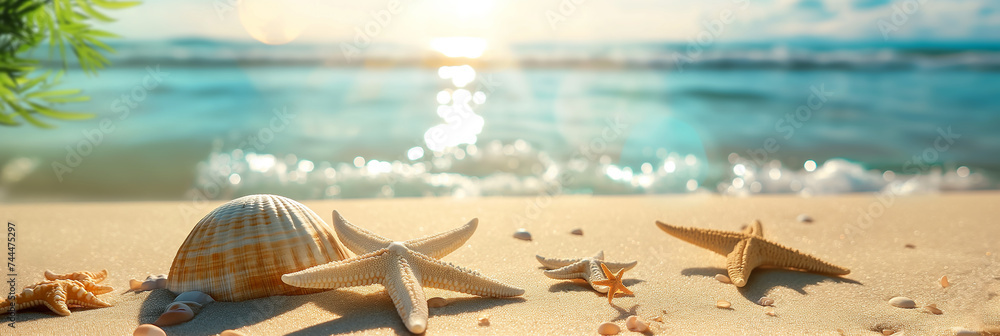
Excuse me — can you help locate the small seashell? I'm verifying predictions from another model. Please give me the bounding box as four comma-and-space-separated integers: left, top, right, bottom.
167, 194, 349, 301
764, 308, 777, 316
626, 315, 649, 332
220, 330, 247, 336
882, 329, 896, 335
154, 274, 168, 289
570, 228, 583, 235
140, 280, 159, 292
477, 314, 490, 326
797, 214, 813, 223
175, 290, 215, 305
757, 297, 774, 306
940, 275, 950, 288
598, 322, 621, 335
888, 296, 916, 308
904, 244, 916, 249
133, 324, 166, 336
154, 302, 196, 326
651, 315, 663, 323
951, 327, 978, 336
129, 279, 143, 291
923, 304, 943, 315
715, 274, 732, 284
513, 229, 532, 241
427, 297, 449, 308
716, 300, 731, 309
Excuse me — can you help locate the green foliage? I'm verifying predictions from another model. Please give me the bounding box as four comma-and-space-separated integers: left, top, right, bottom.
1, 0, 138, 128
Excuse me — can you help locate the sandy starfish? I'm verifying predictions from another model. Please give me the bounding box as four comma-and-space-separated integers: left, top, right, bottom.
591, 263, 634, 304
1, 280, 112, 316
656, 220, 850, 287
536, 250, 637, 293
282, 211, 525, 334
44, 269, 114, 294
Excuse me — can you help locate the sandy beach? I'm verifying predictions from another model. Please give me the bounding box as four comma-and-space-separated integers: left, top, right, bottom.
4, 193, 999, 335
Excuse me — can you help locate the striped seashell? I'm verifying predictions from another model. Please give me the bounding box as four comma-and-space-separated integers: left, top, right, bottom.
166, 194, 349, 301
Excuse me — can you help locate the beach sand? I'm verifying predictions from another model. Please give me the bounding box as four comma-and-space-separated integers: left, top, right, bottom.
3, 193, 999, 335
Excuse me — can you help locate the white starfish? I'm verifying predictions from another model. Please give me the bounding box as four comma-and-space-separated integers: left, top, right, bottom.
536, 251, 637, 293
282, 211, 524, 334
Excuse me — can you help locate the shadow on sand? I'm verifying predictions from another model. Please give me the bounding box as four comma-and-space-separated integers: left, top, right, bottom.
681, 266, 862, 302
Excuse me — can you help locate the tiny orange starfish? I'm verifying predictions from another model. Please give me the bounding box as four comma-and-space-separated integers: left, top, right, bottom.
0, 279, 112, 316
591, 263, 633, 304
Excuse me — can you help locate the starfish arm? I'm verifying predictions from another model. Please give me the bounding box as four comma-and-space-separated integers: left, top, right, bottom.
80, 281, 115, 295
63, 282, 112, 308
743, 220, 764, 237
385, 254, 429, 334
535, 255, 582, 269
45, 269, 109, 283
725, 238, 764, 287
405, 218, 478, 259
331, 210, 392, 255
656, 221, 745, 256
757, 240, 851, 275
410, 252, 525, 297
541, 260, 590, 279
281, 249, 388, 289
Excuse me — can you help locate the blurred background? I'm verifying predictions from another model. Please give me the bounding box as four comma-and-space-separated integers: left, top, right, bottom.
1, 0, 998, 202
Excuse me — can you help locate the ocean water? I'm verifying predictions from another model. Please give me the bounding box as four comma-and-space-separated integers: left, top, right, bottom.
0, 40, 998, 201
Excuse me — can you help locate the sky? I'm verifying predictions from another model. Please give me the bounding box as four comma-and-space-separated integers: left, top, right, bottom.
101, 0, 1000, 45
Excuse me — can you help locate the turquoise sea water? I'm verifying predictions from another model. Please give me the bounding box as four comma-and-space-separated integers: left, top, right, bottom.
1, 40, 998, 201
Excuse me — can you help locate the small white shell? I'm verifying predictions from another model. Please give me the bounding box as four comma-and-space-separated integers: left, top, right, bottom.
154, 302, 197, 326
477, 314, 490, 326
715, 274, 732, 284
950, 327, 978, 336
598, 322, 621, 335
175, 290, 214, 305
167, 195, 349, 301
758, 297, 774, 306
889, 296, 916, 308
513, 229, 532, 241
626, 316, 649, 332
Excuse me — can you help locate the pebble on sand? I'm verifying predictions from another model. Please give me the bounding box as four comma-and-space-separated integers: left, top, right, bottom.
764, 308, 777, 316
940, 275, 950, 288
715, 274, 732, 284
797, 214, 813, 223
923, 304, 943, 315
888, 296, 916, 309
133, 324, 166, 336
716, 300, 732, 309
881, 329, 896, 335
598, 322, 621, 335
477, 314, 490, 326
758, 297, 774, 306
626, 316, 649, 332
570, 228, 583, 235
513, 229, 532, 241
220, 330, 248, 336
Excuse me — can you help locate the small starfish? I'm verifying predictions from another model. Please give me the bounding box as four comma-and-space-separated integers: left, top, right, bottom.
1, 280, 112, 316
591, 263, 634, 304
536, 251, 637, 293
282, 211, 524, 334
45, 269, 114, 294
656, 220, 850, 287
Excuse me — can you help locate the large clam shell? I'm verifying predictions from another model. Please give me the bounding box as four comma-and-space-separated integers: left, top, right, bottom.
167, 194, 349, 301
